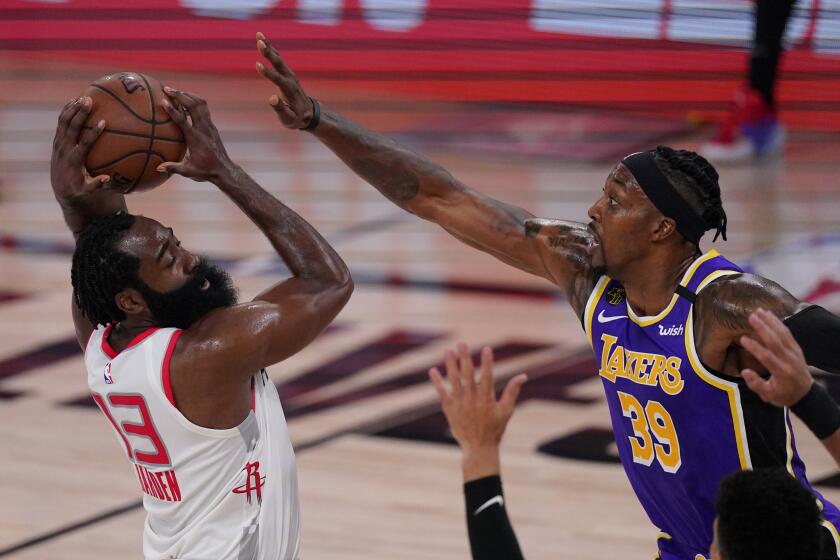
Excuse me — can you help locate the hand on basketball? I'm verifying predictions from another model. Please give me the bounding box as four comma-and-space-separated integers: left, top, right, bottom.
157, 88, 233, 182
430, 344, 527, 469
51, 96, 112, 203
740, 308, 813, 407
255, 32, 316, 130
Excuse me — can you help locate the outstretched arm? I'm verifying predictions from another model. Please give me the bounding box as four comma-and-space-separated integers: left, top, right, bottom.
50, 96, 126, 347
254, 32, 602, 317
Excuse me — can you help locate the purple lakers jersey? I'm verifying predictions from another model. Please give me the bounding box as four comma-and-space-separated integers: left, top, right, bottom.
583, 250, 840, 559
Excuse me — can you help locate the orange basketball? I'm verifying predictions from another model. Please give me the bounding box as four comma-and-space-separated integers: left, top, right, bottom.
82, 72, 186, 194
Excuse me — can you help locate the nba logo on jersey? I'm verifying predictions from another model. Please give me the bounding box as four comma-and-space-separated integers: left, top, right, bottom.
103, 362, 113, 384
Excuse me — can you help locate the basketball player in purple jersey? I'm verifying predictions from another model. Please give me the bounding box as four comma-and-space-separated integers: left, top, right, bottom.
429, 317, 831, 560
254, 33, 840, 559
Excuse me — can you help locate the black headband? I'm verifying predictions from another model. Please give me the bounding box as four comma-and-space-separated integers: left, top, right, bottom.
621, 151, 708, 246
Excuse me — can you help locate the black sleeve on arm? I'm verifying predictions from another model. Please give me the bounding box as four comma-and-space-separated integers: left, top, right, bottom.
464, 475, 524, 560
785, 305, 840, 374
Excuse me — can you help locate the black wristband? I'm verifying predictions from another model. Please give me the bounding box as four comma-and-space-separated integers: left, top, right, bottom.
464, 475, 504, 513
300, 97, 320, 132
791, 383, 840, 439
463, 475, 524, 560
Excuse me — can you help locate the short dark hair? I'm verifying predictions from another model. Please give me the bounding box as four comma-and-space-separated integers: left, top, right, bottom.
71, 212, 141, 327
652, 145, 728, 242
716, 468, 822, 560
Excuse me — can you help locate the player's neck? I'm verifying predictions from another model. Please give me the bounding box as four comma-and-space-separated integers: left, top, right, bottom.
620, 250, 696, 317
108, 320, 158, 352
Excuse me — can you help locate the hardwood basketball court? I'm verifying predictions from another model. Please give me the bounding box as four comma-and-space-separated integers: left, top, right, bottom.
2, 38, 840, 559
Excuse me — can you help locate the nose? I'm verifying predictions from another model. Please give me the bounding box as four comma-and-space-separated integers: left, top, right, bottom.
185, 253, 200, 275
588, 198, 601, 223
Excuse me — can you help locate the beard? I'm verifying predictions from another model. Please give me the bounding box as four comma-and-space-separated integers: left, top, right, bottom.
136, 259, 238, 329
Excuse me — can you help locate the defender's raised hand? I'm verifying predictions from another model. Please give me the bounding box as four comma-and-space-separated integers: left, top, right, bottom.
51, 96, 111, 203
740, 309, 813, 407
158, 87, 233, 182
255, 32, 316, 130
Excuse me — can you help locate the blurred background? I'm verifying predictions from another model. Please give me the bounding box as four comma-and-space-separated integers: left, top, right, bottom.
1, 1, 839, 558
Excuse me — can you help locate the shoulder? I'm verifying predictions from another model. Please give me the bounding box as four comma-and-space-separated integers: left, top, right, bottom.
695, 272, 805, 333
175, 301, 278, 354
523, 219, 604, 318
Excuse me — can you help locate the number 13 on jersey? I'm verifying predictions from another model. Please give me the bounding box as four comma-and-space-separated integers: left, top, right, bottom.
617, 391, 682, 473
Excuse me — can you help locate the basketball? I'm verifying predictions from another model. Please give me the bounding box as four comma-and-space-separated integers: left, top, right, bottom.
82, 72, 186, 194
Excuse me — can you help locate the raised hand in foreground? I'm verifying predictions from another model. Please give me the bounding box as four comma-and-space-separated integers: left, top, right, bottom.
740, 308, 813, 407
429, 344, 527, 482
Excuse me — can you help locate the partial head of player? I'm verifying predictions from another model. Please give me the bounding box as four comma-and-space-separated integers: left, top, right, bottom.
71, 212, 237, 330
587, 145, 728, 281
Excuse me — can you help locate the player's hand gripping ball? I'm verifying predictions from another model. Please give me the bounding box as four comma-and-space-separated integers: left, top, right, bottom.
82, 72, 186, 193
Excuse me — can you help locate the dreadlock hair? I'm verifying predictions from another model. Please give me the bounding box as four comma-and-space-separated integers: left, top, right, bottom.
71, 212, 141, 328
651, 145, 728, 242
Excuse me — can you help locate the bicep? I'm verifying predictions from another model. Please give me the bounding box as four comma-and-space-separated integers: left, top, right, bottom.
422, 188, 540, 272
423, 189, 599, 315
420, 188, 581, 280
179, 278, 351, 380
696, 274, 807, 362
700, 274, 804, 336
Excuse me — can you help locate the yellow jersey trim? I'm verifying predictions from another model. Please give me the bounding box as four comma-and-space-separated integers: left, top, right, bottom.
625, 249, 720, 327
584, 275, 611, 348
683, 267, 751, 469
821, 519, 840, 558
783, 408, 795, 476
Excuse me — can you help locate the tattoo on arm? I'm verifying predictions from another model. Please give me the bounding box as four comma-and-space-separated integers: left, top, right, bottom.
695, 273, 804, 348
524, 219, 601, 318
314, 108, 602, 316
350, 156, 422, 204
318, 109, 462, 208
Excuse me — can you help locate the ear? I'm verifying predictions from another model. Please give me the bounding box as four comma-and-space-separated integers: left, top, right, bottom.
651, 216, 678, 243
115, 288, 148, 317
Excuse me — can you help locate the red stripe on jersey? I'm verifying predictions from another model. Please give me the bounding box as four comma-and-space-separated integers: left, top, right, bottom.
91, 392, 132, 458
162, 330, 183, 407
101, 324, 160, 359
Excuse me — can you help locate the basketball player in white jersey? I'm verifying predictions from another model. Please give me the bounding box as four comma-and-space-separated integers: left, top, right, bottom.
50, 93, 353, 559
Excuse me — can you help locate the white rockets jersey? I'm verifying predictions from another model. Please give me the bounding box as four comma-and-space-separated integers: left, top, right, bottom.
84, 324, 300, 560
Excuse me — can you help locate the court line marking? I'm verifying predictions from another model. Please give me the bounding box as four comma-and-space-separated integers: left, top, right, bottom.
0, 345, 590, 558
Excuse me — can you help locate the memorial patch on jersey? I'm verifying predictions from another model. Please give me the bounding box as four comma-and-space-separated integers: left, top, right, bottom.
606, 287, 625, 305
598, 333, 684, 395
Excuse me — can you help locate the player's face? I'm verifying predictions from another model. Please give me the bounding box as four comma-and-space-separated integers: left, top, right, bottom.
587, 163, 661, 277
118, 217, 237, 328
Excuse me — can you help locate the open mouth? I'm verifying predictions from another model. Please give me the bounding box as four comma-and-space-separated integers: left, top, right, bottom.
587, 222, 601, 243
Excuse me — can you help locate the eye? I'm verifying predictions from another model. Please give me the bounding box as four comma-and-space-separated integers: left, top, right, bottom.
608, 196, 618, 206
